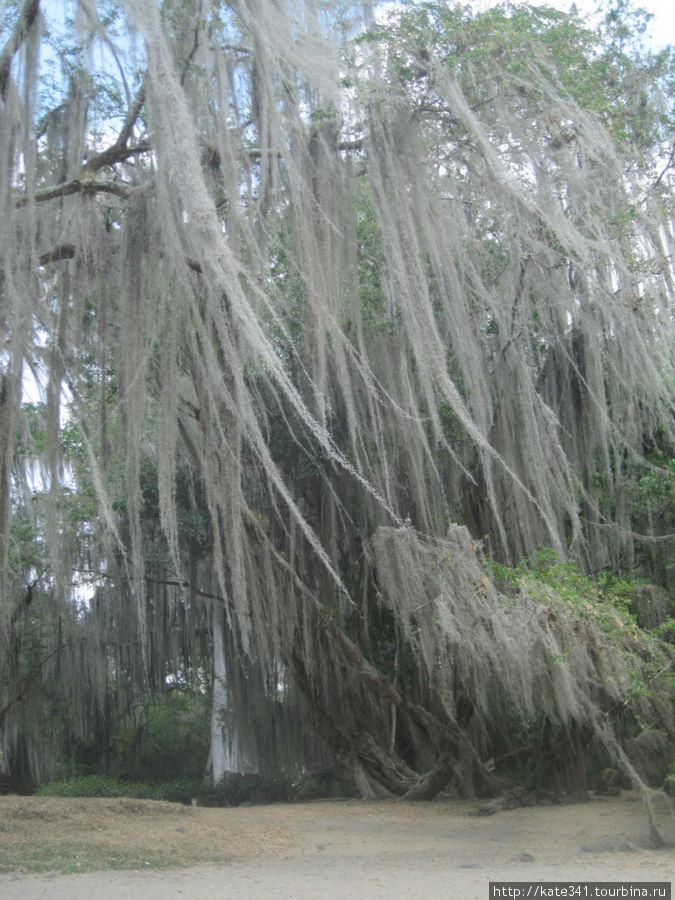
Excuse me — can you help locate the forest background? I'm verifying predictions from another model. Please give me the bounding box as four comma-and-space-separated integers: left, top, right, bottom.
0, 0, 673, 816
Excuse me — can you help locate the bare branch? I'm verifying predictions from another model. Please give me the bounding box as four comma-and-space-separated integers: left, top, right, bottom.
82, 83, 148, 175
82, 140, 151, 173
15, 80, 147, 209
17, 178, 131, 207
651, 144, 674, 191
180, 0, 203, 87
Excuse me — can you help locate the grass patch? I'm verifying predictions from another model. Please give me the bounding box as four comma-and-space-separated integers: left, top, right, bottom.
0, 795, 291, 875
0, 837, 181, 875
36, 774, 205, 804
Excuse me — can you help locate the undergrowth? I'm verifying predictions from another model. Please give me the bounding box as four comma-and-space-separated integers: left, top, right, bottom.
484, 549, 674, 789
486, 549, 667, 648
35, 769, 356, 805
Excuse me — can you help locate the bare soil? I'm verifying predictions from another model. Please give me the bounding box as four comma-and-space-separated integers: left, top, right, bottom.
1, 791, 672, 898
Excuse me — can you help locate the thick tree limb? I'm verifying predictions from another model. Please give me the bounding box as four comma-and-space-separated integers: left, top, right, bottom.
14, 82, 146, 210
17, 178, 131, 207
348, 732, 418, 797
82, 141, 151, 173
401, 751, 459, 800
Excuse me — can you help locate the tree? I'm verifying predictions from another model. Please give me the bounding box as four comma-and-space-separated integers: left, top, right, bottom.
1, 0, 673, 817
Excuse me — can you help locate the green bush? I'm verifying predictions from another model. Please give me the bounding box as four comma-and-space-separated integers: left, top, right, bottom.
111, 688, 210, 783
35, 775, 203, 802
153, 777, 206, 804
37, 775, 130, 798
35, 768, 356, 805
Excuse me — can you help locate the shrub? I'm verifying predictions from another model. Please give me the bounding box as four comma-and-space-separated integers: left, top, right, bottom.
35, 767, 356, 805
37, 775, 128, 798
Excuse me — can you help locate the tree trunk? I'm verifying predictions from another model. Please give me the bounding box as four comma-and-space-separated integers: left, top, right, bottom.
208, 611, 258, 782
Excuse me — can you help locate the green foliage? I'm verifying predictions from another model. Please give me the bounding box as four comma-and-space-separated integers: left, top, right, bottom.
112, 688, 210, 783
652, 617, 675, 644
489, 548, 634, 615
361, 0, 673, 185
37, 775, 139, 798
35, 768, 355, 805
625, 448, 674, 534
263, 215, 310, 363
486, 549, 674, 710
354, 179, 392, 338
490, 551, 651, 652
36, 774, 208, 802
7, 516, 44, 577
665, 760, 675, 796
3, 0, 673, 802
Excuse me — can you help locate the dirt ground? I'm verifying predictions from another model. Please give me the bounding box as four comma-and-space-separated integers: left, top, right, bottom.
1, 791, 673, 899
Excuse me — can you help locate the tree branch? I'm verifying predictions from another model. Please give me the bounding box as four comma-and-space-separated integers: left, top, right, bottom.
337, 138, 364, 152
143, 573, 222, 602
82, 83, 148, 175
17, 178, 131, 207
650, 144, 674, 192
180, 1, 202, 87
38, 243, 76, 265
15, 81, 148, 209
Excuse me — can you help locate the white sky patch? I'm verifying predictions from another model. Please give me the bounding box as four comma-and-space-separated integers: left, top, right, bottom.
467, 0, 673, 49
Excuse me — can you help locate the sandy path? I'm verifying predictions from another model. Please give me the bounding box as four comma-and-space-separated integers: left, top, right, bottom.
1, 793, 672, 898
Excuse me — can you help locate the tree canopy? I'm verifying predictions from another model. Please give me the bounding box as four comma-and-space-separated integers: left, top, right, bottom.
0, 0, 673, 816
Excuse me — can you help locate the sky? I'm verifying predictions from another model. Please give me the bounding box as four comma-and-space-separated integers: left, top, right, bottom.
636, 0, 674, 40
35, 0, 674, 56
577, 0, 673, 47
470, 0, 674, 49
